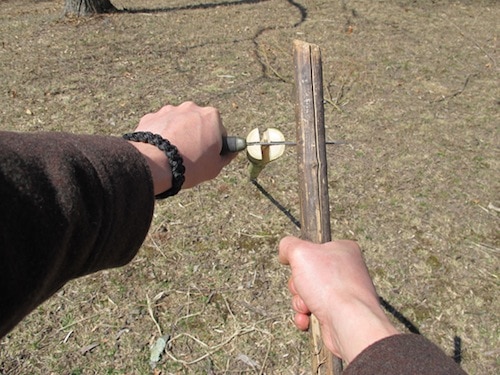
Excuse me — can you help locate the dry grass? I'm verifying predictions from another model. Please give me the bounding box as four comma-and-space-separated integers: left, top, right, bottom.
1, 0, 498, 374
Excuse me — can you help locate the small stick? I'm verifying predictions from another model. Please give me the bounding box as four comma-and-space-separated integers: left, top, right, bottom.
293, 40, 343, 375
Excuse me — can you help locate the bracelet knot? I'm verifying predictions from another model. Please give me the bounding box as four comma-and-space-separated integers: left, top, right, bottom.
123, 131, 185, 199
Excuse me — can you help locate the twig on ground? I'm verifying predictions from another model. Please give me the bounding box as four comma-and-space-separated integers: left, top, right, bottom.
259, 336, 273, 375
147, 234, 168, 259
442, 13, 497, 68
469, 241, 499, 255
256, 42, 288, 82
434, 74, 477, 102
166, 326, 256, 365
146, 293, 162, 336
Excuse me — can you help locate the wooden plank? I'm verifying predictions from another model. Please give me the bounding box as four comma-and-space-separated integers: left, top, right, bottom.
293, 40, 343, 375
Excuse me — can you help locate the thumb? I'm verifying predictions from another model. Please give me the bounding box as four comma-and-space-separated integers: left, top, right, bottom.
278, 236, 312, 265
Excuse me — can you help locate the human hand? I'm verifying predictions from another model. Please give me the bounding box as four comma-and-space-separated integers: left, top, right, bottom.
130, 102, 236, 194
278, 236, 399, 363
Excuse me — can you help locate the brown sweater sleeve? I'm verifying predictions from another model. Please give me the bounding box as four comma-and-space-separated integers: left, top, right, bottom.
0, 131, 155, 338
344, 333, 467, 374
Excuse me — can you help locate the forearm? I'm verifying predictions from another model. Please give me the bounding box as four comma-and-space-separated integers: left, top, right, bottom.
0, 131, 155, 338
344, 333, 467, 375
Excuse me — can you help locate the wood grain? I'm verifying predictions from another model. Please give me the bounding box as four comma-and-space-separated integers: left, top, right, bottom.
293, 40, 343, 375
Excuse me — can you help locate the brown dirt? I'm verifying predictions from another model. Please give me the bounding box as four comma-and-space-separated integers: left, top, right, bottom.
0, 0, 498, 374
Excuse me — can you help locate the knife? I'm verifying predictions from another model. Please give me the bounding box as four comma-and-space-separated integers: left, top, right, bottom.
221, 136, 344, 154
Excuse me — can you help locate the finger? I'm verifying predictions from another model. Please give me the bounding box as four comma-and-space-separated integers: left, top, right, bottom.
291, 294, 310, 315
278, 236, 301, 265
178, 101, 197, 109
211, 108, 224, 133
288, 277, 298, 296
294, 312, 310, 331
158, 104, 174, 114
278, 235, 318, 266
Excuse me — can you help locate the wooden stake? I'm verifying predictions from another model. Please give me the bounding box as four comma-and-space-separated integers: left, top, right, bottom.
293, 40, 343, 375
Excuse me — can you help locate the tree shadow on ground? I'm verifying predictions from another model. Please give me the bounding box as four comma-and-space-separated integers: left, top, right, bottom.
119, 0, 271, 14
117, 0, 307, 25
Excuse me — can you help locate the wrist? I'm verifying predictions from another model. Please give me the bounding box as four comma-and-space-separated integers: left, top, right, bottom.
332, 299, 400, 363
128, 141, 172, 196
123, 132, 185, 198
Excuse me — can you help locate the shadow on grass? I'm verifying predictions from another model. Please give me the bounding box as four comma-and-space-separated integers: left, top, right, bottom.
251, 179, 301, 229
380, 296, 462, 364
118, 0, 307, 27
379, 296, 421, 334
120, 0, 271, 14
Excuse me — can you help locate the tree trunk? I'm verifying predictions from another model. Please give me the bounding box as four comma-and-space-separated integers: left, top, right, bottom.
64, 0, 117, 16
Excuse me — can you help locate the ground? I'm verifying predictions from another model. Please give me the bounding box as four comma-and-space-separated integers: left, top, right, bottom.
0, 0, 498, 374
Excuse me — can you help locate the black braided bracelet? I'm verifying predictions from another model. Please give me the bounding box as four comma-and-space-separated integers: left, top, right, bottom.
123, 131, 185, 199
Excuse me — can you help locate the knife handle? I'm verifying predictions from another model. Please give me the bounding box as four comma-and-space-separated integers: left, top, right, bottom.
221, 136, 247, 154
